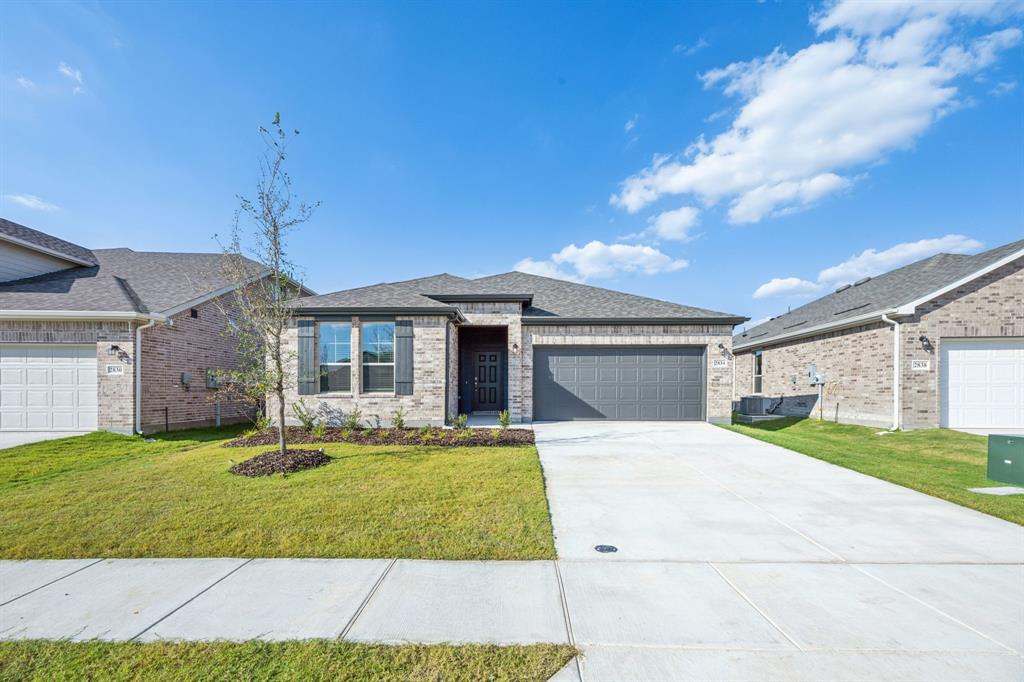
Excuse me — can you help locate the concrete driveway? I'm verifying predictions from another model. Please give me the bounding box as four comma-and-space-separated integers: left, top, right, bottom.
535, 421, 1024, 681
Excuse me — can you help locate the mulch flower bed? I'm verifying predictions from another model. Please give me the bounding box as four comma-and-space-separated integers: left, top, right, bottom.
224, 426, 535, 449
228, 448, 332, 477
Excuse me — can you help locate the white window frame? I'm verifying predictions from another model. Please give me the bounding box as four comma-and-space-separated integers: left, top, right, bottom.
752, 350, 764, 394
361, 321, 396, 393
318, 321, 352, 394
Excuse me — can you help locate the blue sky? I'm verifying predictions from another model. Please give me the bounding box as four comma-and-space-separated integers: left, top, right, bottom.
2, 0, 1021, 326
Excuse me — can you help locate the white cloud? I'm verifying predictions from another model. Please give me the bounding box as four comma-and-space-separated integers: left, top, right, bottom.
991, 79, 1018, 95
622, 206, 701, 242
15, 76, 35, 89
4, 194, 60, 212
58, 61, 84, 93
752, 233, 983, 298
611, 1, 1022, 223
674, 37, 709, 56
647, 206, 700, 240
515, 240, 688, 282
817, 234, 983, 284
58, 61, 82, 83
624, 114, 638, 132
753, 277, 822, 299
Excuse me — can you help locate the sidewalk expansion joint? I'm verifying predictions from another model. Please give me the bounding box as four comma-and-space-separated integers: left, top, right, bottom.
128, 558, 254, 642
0, 558, 106, 608
339, 558, 397, 640
553, 560, 585, 681
709, 562, 805, 652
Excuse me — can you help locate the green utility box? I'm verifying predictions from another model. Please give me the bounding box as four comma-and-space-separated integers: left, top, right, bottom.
988, 434, 1024, 486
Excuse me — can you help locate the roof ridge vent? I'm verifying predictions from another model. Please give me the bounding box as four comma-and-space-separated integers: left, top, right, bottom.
835, 283, 852, 293
853, 276, 871, 286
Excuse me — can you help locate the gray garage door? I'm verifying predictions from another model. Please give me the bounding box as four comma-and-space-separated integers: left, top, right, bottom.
533, 347, 705, 421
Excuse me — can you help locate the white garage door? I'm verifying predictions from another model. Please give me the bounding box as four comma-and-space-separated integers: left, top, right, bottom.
0, 344, 98, 431
941, 338, 1024, 430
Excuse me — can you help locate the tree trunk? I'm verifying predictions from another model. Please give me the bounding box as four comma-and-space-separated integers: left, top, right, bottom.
277, 385, 286, 455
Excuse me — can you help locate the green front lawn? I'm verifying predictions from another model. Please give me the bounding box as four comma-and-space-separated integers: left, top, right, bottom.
0, 429, 555, 560
0, 641, 576, 682
723, 418, 1024, 525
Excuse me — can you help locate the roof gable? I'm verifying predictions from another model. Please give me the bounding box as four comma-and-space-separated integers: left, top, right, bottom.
295, 269, 746, 323
736, 238, 1024, 348
0, 218, 96, 267
0, 247, 266, 316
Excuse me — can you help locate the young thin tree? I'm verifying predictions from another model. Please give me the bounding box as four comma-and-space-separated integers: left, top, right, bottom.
219, 113, 319, 456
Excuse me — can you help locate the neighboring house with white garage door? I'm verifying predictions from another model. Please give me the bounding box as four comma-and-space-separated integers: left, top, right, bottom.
0, 218, 300, 436
733, 238, 1024, 431
274, 271, 746, 426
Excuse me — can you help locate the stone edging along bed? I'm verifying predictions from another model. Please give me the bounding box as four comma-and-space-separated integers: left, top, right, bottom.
224, 426, 535, 448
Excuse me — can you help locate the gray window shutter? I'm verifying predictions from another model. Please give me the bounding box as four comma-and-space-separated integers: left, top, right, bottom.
297, 320, 317, 395
395, 319, 414, 395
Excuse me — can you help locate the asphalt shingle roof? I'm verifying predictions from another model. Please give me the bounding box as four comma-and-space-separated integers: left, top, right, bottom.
0, 218, 97, 266
735, 238, 1024, 348
296, 270, 745, 322
0, 248, 265, 314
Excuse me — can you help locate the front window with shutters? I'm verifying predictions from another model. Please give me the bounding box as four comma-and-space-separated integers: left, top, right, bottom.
318, 322, 352, 392
361, 322, 395, 392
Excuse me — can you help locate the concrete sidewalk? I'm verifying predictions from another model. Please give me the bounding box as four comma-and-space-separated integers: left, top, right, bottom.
3, 422, 1023, 680
2, 557, 1022, 681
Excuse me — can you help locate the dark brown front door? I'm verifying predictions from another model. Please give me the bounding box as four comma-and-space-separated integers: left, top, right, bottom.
473, 351, 502, 410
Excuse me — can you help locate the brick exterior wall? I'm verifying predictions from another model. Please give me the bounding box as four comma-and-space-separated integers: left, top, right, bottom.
279, 306, 739, 426
734, 322, 894, 427
0, 319, 137, 433
455, 301, 524, 422
898, 257, 1023, 429
1, 290, 258, 434
523, 323, 736, 424
276, 314, 450, 427
139, 295, 253, 433
734, 257, 1023, 429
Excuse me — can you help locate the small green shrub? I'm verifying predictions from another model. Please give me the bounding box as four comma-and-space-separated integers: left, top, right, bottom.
292, 399, 318, 431
243, 413, 271, 438
452, 413, 469, 430
342, 408, 363, 430
498, 409, 511, 429
391, 408, 406, 429
311, 423, 327, 440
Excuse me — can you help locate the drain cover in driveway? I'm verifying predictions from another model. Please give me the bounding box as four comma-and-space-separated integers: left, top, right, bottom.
594, 544, 618, 553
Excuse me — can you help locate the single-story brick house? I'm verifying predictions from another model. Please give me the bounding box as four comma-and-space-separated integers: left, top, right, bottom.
0, 218, 292, 435
277, 272, 747, 426
733, 238, 1024, 431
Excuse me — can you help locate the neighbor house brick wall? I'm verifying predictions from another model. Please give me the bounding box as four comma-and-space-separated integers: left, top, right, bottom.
735, 322, 895, 427
277, 314, 450, 427
734, 257, 1023, 429
522, 323, 736, 424
898, 258, 1023, 429
0, 319, 137, 433
139, 295, 253, 433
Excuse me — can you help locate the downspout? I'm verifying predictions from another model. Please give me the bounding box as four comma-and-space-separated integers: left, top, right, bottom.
880, 313, 901, 431
134, 317, 158, 435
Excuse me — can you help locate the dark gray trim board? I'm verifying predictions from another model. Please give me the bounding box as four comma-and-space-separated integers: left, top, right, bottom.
426, 293, 533, 304
292, 306, 465, 321
296, 319, 317, 395
522, 316, 748, 326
